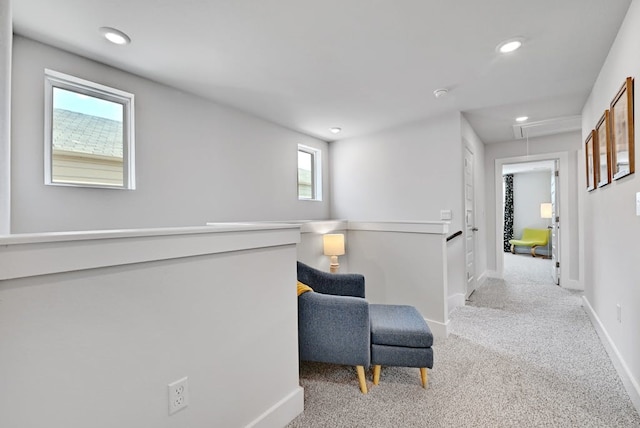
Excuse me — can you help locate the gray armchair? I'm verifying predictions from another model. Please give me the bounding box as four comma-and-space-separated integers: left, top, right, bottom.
296, 261, 371, 393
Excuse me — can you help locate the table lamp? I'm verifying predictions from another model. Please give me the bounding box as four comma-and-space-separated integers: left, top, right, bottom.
323, 234, 345, 273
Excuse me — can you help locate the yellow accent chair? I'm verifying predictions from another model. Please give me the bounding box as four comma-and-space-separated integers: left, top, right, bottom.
509, 228, 550, 257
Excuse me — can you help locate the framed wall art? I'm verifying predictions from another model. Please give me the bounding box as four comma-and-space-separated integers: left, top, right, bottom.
585, 130, 597, 191
609, 77, 634, 180
595, 110, 611, 187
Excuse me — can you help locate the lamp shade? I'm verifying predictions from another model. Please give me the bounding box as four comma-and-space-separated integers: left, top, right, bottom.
323, 234, 345, 256
540, 203, 553, 219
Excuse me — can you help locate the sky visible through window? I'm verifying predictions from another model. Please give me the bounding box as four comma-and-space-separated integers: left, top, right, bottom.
298, 150, 311, 171
53, 87, 123, 122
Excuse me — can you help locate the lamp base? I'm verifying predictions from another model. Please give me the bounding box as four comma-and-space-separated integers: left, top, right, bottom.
329, 255, 340, 273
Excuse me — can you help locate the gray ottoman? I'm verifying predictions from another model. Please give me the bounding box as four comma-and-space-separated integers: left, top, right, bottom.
369, 304, 434, 388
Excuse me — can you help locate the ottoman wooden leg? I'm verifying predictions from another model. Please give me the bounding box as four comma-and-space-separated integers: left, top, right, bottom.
373, 365, 381, 385
356, 366, 368, 394
420, 367, 428, 388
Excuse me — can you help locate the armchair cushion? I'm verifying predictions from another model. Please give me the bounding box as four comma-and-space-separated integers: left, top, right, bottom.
298, 291, 370, 367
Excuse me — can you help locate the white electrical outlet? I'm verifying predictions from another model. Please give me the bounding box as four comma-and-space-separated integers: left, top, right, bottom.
616, 304, 622, 323
168, 377, 189, 415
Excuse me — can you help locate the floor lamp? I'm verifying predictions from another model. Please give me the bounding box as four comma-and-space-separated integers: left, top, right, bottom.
540, 203, 553, 259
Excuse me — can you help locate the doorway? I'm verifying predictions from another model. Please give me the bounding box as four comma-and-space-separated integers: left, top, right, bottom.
502, 160, 556, 283
494, 152, 570, 287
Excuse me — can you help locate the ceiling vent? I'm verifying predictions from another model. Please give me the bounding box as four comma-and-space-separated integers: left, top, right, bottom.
512, 115, 581, 139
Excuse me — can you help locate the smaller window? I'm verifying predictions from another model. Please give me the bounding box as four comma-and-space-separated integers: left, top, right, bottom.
298, 145, 322, 201
44, 69, 135, 189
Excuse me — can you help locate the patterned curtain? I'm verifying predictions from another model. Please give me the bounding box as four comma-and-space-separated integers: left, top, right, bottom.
503, 174, 514, 252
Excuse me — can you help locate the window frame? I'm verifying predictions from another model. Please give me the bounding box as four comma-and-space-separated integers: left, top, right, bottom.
44, 69, 136, 189
297, 144, 322, 201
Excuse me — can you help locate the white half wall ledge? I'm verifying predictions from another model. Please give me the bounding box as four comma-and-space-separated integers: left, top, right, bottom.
244, 219, 349, 234
0, 224, 301, 280
347, 221, 449, 235
583, 296, 640, 414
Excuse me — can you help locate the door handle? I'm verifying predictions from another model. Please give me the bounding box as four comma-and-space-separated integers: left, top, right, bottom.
471, 227, 479, 232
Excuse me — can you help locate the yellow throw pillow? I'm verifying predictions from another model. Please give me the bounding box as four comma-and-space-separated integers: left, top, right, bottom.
297, 281, 314, 296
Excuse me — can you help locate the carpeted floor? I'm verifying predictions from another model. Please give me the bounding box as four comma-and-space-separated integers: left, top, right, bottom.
287, 254, 640, 427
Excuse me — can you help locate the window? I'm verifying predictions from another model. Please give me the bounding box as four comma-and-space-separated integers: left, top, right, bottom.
298, 145, 322, 200
44, 69, 135, 189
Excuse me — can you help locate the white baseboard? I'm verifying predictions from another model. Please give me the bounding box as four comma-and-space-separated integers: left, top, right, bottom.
245, 386, 304, 428
424, 317, 449, 338
477, 272, 488, 287
485, 270, 502, 279
562, 278, 582, 290
582, 296, 640, 414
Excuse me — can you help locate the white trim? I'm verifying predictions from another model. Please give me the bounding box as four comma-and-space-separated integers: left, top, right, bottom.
582, 296, 640, 413
0, 224, 300, 280
298, 144, 322, 201
348, 221, 449, 235
245, 386, 304, 428
485, 269, 502, 279
477, 271, 488, 287
425, 317, 449, 338
563, 278, 582, 290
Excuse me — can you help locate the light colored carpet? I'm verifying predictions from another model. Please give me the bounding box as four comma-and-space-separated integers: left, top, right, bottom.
287, 254, 640, 427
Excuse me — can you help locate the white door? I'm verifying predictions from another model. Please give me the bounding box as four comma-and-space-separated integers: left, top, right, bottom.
464, 147, 477, 297
551, 162, 560, 285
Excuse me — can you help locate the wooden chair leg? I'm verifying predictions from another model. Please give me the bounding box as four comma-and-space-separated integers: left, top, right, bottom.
420, 367, 428, 388
356, 366, 368, 394
531, 246, 537, 257
510, 244, 515, 254
373, 365, 381, 385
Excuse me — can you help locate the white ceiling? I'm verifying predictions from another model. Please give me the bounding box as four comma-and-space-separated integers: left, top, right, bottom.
12, 0, 632, 144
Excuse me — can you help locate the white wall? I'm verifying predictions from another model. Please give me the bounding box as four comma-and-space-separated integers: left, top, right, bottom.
330, 112, 464, 230
512, 171, 552, 239
330, 113, 488, 306
10, 36, 330, 233
346, 222, 450, 338
484, 131, 581, 282
446, 233, 466, 313
580, 0, 640, 408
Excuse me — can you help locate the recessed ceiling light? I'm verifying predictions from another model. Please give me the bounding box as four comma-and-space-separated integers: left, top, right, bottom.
433, 88, 448, 98
515, 116, 529, 122
330, 127, 342, 134
99, 27, 131, 45
497, 39, 523, 54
